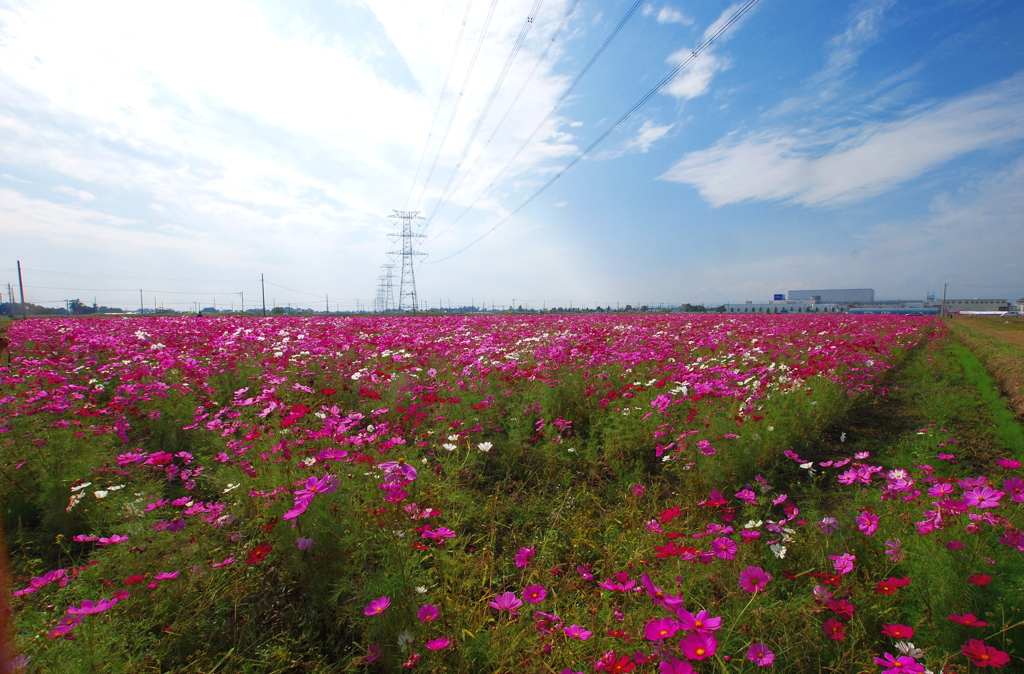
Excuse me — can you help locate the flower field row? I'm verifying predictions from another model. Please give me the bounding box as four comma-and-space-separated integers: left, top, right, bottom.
1, 314, 1021, 672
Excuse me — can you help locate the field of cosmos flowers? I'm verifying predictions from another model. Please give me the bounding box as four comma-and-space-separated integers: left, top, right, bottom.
1, 313, 1022, 673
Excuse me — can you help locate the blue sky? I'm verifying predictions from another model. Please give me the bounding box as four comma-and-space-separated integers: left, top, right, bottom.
1, 0, 1022, 311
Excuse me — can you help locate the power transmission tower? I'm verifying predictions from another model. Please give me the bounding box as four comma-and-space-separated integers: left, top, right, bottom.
387, 210, 425, 312
374, 262, 397, 313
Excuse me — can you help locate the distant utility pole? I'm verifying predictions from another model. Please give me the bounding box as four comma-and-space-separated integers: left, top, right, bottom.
387, 210, 425, 312
261, 274, 267, 316
17, 260, 26, 319
941, 283, 947, 317
139, 289, 144, 315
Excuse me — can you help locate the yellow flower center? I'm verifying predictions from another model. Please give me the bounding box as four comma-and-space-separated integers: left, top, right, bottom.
696, 648, 706, 656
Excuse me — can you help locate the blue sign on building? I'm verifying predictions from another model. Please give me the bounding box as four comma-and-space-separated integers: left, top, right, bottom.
773, 294, 785, 301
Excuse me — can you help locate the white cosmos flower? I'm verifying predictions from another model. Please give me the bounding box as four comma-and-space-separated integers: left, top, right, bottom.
223, 483, 240, 493
442, 443, 457, 451
447, 434, 459, 442
745, 520, 763, 529
770, 543, 787, 559
414, 586, 428, 594
477, 442, 493, 452
895, 642, 923, 659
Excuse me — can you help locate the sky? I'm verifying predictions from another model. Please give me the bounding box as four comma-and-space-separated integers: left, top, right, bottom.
1, 0, 1022, 312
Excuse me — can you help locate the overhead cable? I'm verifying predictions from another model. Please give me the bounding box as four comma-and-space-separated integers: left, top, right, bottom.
413, 0, 501, 212
423, 0, 642, 244
402, 0, 475, 211
428, 0, 761, 263
421, 0, 546, 230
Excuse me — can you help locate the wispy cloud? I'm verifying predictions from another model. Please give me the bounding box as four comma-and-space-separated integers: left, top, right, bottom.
52, 185, 95, 201
660, 72, 1024, 206
814, 0, 895, 84
652, 6, 694, 26
626, 120, 674, 153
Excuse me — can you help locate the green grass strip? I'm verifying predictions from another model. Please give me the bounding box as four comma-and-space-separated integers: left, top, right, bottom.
950, 342, 1024, 459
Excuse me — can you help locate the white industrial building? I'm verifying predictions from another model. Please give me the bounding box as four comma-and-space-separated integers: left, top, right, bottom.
788, 289, 874, 303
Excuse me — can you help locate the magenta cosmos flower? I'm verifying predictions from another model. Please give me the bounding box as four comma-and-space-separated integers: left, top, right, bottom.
522, 584, 547, 603
659, 659, 694, 674
746, 643, 775, 666
830, 553, 856, 575
488, 591, 523, 614
822, 618, 845, 640
961, 639, 1011, 668
364, 596, 390, 616
514, 546, 535, 568
738, 566, 772, 593
881, 624, 914, 639
873, 653, 925, 674
677, 609, 721, 633
425, 637, 451, 650
856, 511, 879, 536
67, 597, 119, 615
679, 632, 716, 660
563, 624, 592, 640
710, 536, 737, 560
644, 617, 682, 642
417, 605, 439, 622
963, 487, 1003, 508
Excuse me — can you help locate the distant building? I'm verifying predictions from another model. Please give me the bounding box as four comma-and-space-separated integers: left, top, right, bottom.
788, 289, 874, 303
723, 300, 846, 314
942, 299, 1009, 312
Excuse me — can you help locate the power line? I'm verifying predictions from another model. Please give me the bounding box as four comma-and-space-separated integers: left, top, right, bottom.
429, 0, 761, 263
423, 0, 643, 244
9, 267, 256, 283
413, 0, 501, 212
402, 0, 476, 211
423, 0, 581, 235
421, 0, 546, 230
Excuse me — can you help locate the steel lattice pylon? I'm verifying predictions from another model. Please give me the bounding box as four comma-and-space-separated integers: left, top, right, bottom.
387, 210, 425, 312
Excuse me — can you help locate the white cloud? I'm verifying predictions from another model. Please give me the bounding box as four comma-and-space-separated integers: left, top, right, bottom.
570, 121, 583, 127
657, 7, 694, 26
664, 50, 727, 99
815, 0, 895, 84
661, 72, 1024, 206
0, 0, 584, 299
1, 173, 31, 184
52, 185, 95, 201
626, 120, 674, 153
702, 3, 748, 42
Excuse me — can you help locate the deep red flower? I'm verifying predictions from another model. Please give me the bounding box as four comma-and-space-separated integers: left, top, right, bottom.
881, 624, 914, 639
320, 388, 337, 396
949, 613, 987, 627
961, 639, 1011, 668
822, 618, 845, 640
875, 577, 912, 595
123, 574, 145, 585
245, 542, 273, 565
968, 574, 992, 586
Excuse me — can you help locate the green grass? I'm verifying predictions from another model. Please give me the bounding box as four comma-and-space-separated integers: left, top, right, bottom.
950, 342, 1024, 459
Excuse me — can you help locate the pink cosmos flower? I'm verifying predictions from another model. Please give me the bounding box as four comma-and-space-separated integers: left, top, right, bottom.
563, 624, 592, 640
817, 517, 839, 535
996, 459, 1022, 469
1003, 477, 1024, 503
659, 659, 694, 674
710, 536, 737, 560
296, 537, 314, 550
47, 614, 82, 639
153, 571, 179, 580
212, 556, 234, 567
856, 511, 879, 536
365, 644, 381, 662
676, 609, 722, 633
67, 597, 119, 615
746, 643, 775, 666
417, 605, 439, 622
830, 553, 856, 575
514, 546, 535, 568
968, 574, 992, 586
644, 617, 682, 642
679, 632, 716, 660
961, 639, 1011, 668
425, 637, 451, 650
522, 584, 547, 603
96, 534, 129, 546
885, 539, 905, 562
738, 566, 772, 593
576, 564, 594, 581
963, 487, 1003, 509
364, 596, 390, 616
488, 592, 523, 614
873, 653, 925, 674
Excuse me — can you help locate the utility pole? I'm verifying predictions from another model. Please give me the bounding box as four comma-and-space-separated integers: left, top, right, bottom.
387, 210, 425, 312
941, 283, 947, 317
139, 289, 144, 315
261, 274, 267, 316
17, 261, 26, 319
